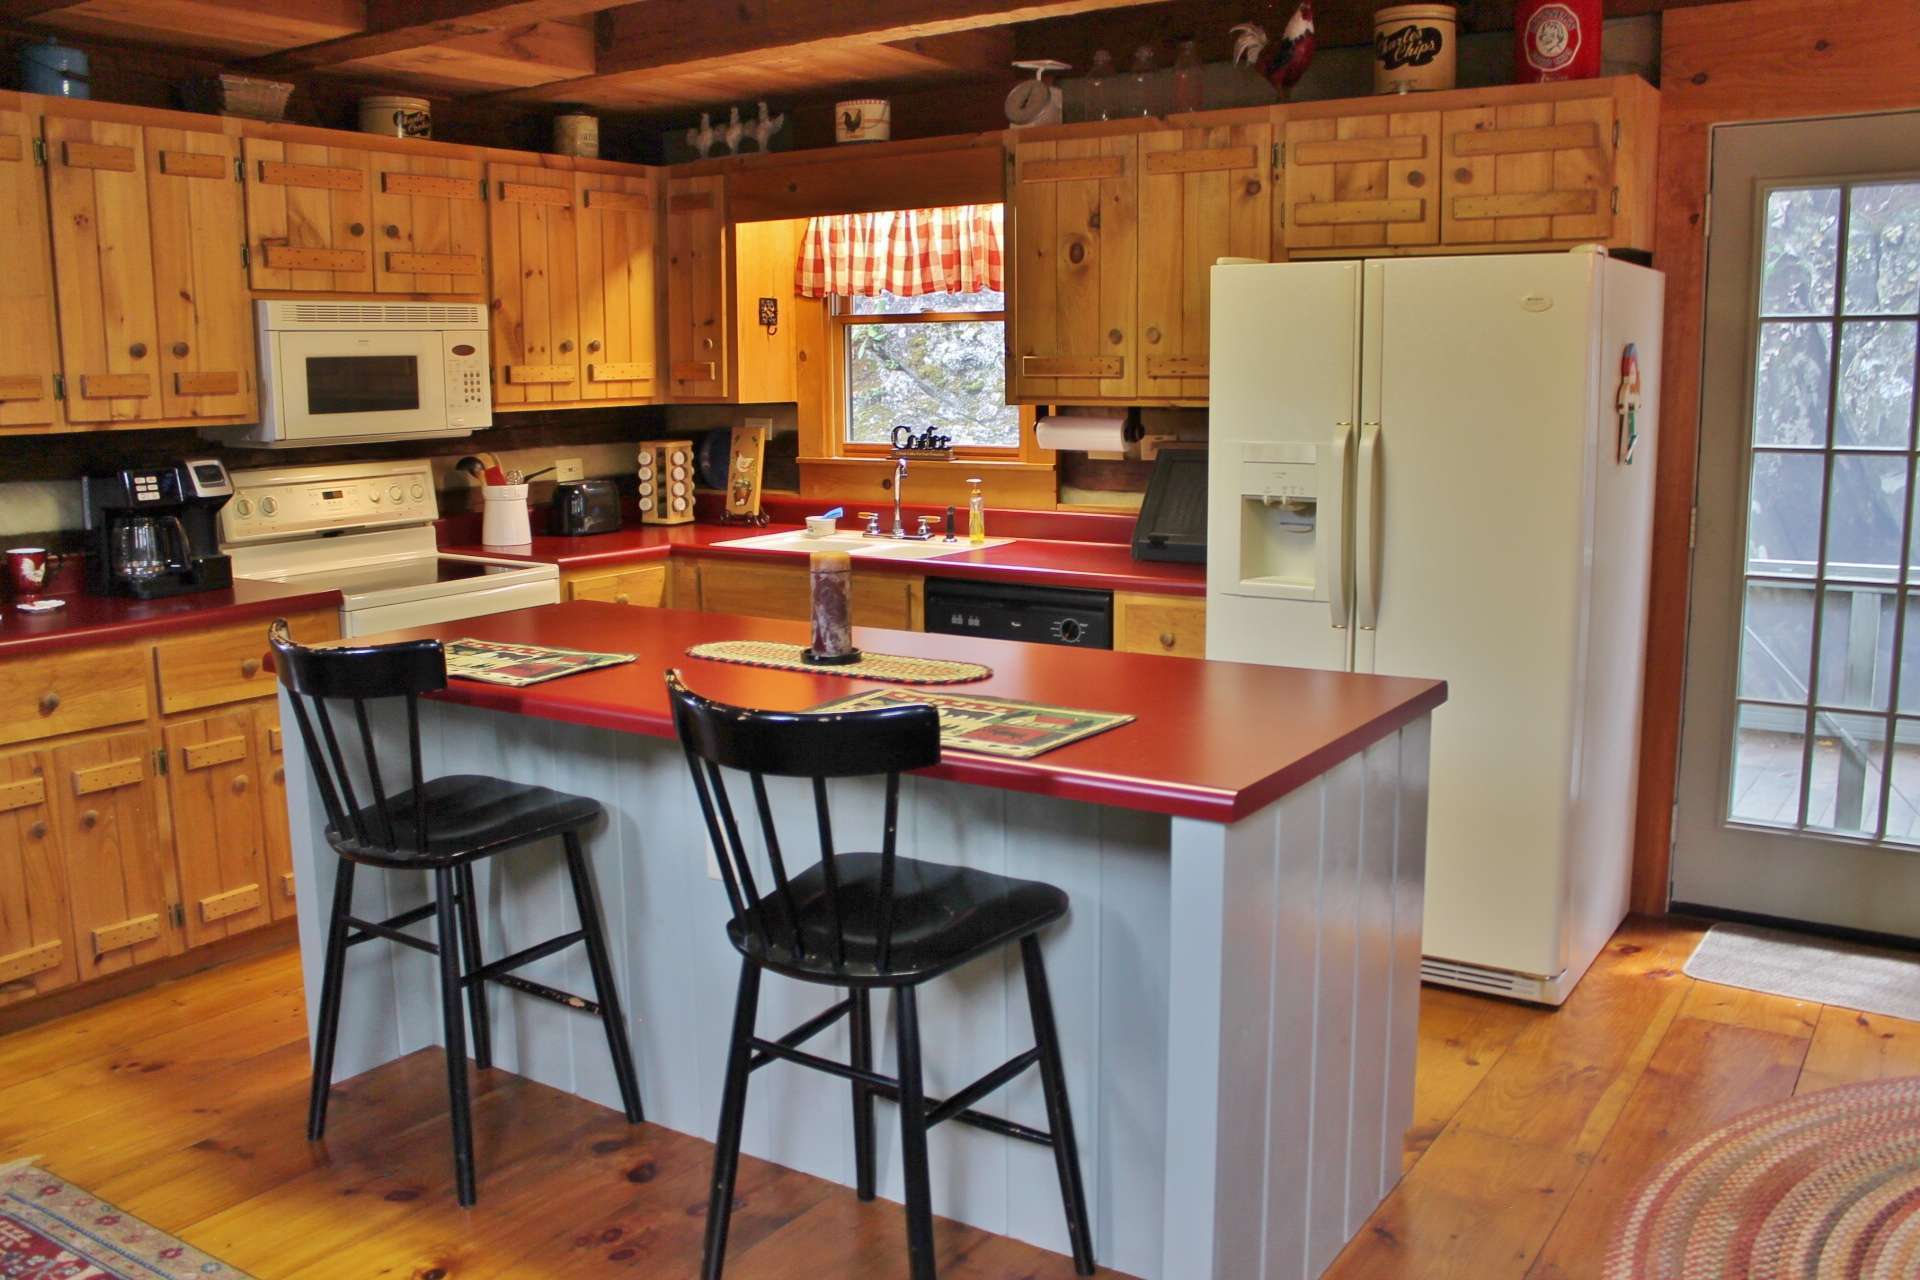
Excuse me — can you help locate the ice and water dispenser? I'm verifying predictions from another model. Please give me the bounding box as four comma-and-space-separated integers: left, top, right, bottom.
1217, 431, 1352, 605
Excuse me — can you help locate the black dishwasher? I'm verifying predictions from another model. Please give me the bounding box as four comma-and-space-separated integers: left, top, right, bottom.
923, 578, 1114, 649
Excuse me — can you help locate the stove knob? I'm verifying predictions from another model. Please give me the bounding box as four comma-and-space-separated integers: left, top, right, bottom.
368, 488, 382, 503
234, 497, 253, 518
411, 483, 426, 501
388, 485, 404, 502
260, 497, 277, 516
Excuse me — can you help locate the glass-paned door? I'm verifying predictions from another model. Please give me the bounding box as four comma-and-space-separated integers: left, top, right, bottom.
1675, 113, 1920, 934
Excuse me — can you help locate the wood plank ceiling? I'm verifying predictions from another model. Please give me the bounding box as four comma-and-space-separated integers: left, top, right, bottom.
4, 0, 1713, 115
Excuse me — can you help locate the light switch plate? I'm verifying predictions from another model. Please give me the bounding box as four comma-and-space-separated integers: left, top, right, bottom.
553, 457, 585, 482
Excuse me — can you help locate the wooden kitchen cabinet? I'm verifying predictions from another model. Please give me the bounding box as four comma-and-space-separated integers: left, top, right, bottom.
144, 127, 255, 420
42, 114, 163, 424
153, 611, 336, 715
0, 747, 78, 1007
49, 729, 178, 981
0, 641, 149, 750
574, 169, 660, 401
488, 161, 581, 405
1008, 135, 1139, 402
564, 563, 668, 607
1138, 121, 1273, 398
665, 175, 728, 399
371, 151, 486, 295
1283, 108, 1441, 251
731, 217, 800, 404
684, 559, 924, 629
1440, 95, 1618, 246
163, 710, 273, 946
1114, 591, 1207, 658
243, 137, 374, 291
254, 704, 296, 919
851, 571, 923, 631
0, 108, 61, 432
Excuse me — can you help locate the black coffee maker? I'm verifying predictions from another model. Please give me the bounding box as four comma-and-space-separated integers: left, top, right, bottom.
82, 459, 235, 599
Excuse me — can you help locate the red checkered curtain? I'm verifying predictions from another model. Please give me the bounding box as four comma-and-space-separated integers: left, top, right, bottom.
795, 204, 1003, 299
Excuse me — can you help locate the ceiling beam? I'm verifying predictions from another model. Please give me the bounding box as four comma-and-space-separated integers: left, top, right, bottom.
470, 0, 1166, 104
236, 0, 628, 74
0, 0, 89, 19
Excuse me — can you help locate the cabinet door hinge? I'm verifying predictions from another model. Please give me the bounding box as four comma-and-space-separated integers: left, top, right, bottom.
153, 747, 168, 776
1688, 505, 1698, 549
52, 373, 65, 401
234, 156, 244, 182
1273, 142, 1285, 172
240, 243, 251, 268
170, 902, 186, 929
32, 137, 46, 166
1610, 186, 1620, 215
1612, 119, 1621, 148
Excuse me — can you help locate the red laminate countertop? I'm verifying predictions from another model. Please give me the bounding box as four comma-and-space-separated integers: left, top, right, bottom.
441, 521, 1207, 598
381, 601, 1445, 824
0, 579, 342, 660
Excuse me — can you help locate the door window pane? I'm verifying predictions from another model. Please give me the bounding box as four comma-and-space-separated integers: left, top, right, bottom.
1752, 322, 1832, 446
1762, 187, 1841, 316
1844, 182, 1920, 316
1729, 704, 1807, 826
1835, 321, 1917, 449
1825, 454, 1908, 582
1740, 581, 1816, 702
1885, 724, 1920, 844
1748, 451, 1825, 575
1807, 710, 1889, 835
1816, 586, 1896, 710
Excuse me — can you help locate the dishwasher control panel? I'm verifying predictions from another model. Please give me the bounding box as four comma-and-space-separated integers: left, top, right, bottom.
923, 578, 1114, 649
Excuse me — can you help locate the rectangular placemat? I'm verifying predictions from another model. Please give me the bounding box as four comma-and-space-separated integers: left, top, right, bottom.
445, 638, 635, 687
808, 688, 1133, 759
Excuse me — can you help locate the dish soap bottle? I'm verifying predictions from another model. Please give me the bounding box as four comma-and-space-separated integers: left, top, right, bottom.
967, 477, 987, 545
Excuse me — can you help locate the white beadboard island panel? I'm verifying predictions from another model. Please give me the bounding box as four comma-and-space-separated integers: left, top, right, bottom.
283, 692, 1431, 1279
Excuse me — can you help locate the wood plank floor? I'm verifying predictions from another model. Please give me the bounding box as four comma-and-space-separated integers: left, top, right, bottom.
3, 915, 1918, 1277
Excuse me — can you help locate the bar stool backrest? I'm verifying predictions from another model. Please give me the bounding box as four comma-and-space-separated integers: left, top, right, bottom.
269, 618, 447, 855
664, 669, 940, 973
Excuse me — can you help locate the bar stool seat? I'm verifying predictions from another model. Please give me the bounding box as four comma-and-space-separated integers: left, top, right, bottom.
729, 852, 1069, 984
336, 775, 603, 867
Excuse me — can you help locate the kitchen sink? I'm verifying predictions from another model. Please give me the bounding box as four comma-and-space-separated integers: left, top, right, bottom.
711, 529, 1014, 560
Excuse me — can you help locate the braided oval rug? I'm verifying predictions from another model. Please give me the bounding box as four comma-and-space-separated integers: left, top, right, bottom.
1606, 1076, 1920, 1279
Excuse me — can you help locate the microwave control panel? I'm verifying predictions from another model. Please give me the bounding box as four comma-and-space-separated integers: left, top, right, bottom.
444, 332, 492, 427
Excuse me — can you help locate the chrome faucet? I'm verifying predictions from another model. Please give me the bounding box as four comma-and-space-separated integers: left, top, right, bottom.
891, 455, 911, 538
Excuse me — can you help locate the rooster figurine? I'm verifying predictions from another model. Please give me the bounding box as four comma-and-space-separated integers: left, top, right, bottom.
1232, 1, 1316, 95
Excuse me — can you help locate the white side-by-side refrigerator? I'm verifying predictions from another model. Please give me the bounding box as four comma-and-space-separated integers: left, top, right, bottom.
1207, 249, 1663, 1004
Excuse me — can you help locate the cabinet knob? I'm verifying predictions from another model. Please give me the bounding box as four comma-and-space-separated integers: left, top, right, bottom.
614, 593, 630, 605
1245, 178, 1262, 197
702, 337, 716, 351
80, 809, 98, 830
349, 222, 365, 237
231, 775, 249, 795
171, 341, 189, 358
273, 766, 284, 785
559, 339, 574, 354
28, 820, 46, 841
128, 342, 148, 359
1159, 632, 1176, 648
38, 691, 59, 716
240, 658, 261, 678
1108, 328, 1124, 345
587, 339, 602, 353
385, 224, 401, 239
1145, 327, 1162, 345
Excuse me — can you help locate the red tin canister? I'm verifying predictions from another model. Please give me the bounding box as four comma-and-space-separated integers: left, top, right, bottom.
1513, 0, 1603, 82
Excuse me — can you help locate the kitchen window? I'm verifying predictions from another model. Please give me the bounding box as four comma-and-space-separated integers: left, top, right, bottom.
835, 288, 1020, 455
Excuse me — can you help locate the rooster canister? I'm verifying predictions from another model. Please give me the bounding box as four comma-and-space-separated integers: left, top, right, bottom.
638, 440, 696, 525
1372, 4, 1457, 94
1514, 0, 1602, 82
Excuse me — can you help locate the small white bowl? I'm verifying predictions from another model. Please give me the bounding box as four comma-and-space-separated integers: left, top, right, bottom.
805, 515, 837, 538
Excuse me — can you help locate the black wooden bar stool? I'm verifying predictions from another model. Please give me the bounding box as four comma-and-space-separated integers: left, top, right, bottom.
665, 670, 1095, 1280
271, 620, 644, 1206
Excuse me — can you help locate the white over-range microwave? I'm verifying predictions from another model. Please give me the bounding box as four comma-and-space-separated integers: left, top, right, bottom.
221, 300, 492, 447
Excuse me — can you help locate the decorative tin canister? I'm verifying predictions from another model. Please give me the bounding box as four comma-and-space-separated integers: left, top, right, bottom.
834, 99, 891, 144
359, 95, 431, 139
1514, 0, 1602, 82
1373, 4, 1457, 94
552, 111, 600, 158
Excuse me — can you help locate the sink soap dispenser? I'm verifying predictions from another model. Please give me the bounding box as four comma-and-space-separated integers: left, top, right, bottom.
967, 478, 986, 545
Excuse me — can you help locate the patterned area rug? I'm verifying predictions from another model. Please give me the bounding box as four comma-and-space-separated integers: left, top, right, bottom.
1606, 1077, 1920, 1278
0, 1159, 255, 1278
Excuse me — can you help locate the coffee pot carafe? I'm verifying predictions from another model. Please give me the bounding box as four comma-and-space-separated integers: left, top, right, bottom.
82, 460, 234, 599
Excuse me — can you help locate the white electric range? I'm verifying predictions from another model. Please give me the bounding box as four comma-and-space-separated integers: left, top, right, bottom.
221, 460, 558, 638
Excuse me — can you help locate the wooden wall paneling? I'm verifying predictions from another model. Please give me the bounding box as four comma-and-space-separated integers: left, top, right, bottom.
0, 748, 78, 1007
163, 710, 272, 947
0, 109, 61, 433
253, 704, 296, 919
1440, 96, 1615, 245
665, 174, 728, 399
732, 216, 800, 405
144, 126, 254, 421
574, 169, 658, 401
244, 138, 372, 292
1285, 110, 1440, 250
49, 729, 178, 980
42, 114, 161, 424
488, 162, 579, 404
1138, 121, 1271, 399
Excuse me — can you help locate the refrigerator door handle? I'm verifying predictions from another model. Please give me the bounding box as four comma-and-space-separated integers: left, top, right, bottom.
1357, 421, 1382, 630
1329, 422, 1354, 630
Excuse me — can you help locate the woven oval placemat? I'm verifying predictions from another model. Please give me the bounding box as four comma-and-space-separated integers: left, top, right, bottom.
687, 640, 990, 686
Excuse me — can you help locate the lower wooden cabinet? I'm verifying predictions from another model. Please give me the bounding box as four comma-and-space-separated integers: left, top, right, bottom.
256, 703, 297, 920
49, 728, 178, 981
164, 709, 273, 946
1114, 591, 1207, 658
564, 563, 669, 608
682, 559, 925, 630
0, 747, 77, 1007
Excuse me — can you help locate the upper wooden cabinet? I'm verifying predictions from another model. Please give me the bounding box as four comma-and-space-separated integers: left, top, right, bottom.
0, 109, 61, 433
487, 162, 580, 406
1137, 121, 1273, 398
144, 127, 255, 420
1283, 108, 1441, 251
1440, 95, 1617, 245
369, 151, 486, 295
574, 169, 660, 401
732, 216, 800, 405
665, 175, 728, 399
243, 138, 373, 291
1008, 135, 1140, 403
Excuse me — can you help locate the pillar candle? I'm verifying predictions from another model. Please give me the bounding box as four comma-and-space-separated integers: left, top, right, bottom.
809, 551, 853, 658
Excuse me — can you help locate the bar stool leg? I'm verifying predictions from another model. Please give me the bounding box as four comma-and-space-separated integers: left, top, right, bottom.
895, 986, 937, 1280
1021, 934, 1095, 1276
702, 958, 761, 1280
564, 831, 645, 1124
307, 860, 357, 1141
454, 864, 492, 1071
848, 986, 877, 1201
434, 868, 478, 1207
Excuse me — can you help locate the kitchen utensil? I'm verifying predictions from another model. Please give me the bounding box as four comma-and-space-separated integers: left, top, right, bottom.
6, 547, 48, 599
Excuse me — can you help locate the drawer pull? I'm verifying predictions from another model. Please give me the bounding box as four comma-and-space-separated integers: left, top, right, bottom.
241, 657, 261, 678
1160, 632, 1176, 648
231, 775, 250, 795
614, 593, 630, 605
38, 692, 59, 716
282, 872, 297, 899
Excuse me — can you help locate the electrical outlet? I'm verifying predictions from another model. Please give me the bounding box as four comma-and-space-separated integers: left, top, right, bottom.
554, 457, 585, 483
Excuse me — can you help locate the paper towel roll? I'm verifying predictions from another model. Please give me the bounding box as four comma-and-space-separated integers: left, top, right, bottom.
1035, 415, 1128, 452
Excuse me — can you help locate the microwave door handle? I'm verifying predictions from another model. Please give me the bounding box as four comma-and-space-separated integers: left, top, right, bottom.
1328, 422, 1354, 630
1357, 422, 1382, 631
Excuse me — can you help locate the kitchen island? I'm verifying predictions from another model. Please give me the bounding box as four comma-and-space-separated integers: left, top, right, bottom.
281, 602, 1443, 1279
